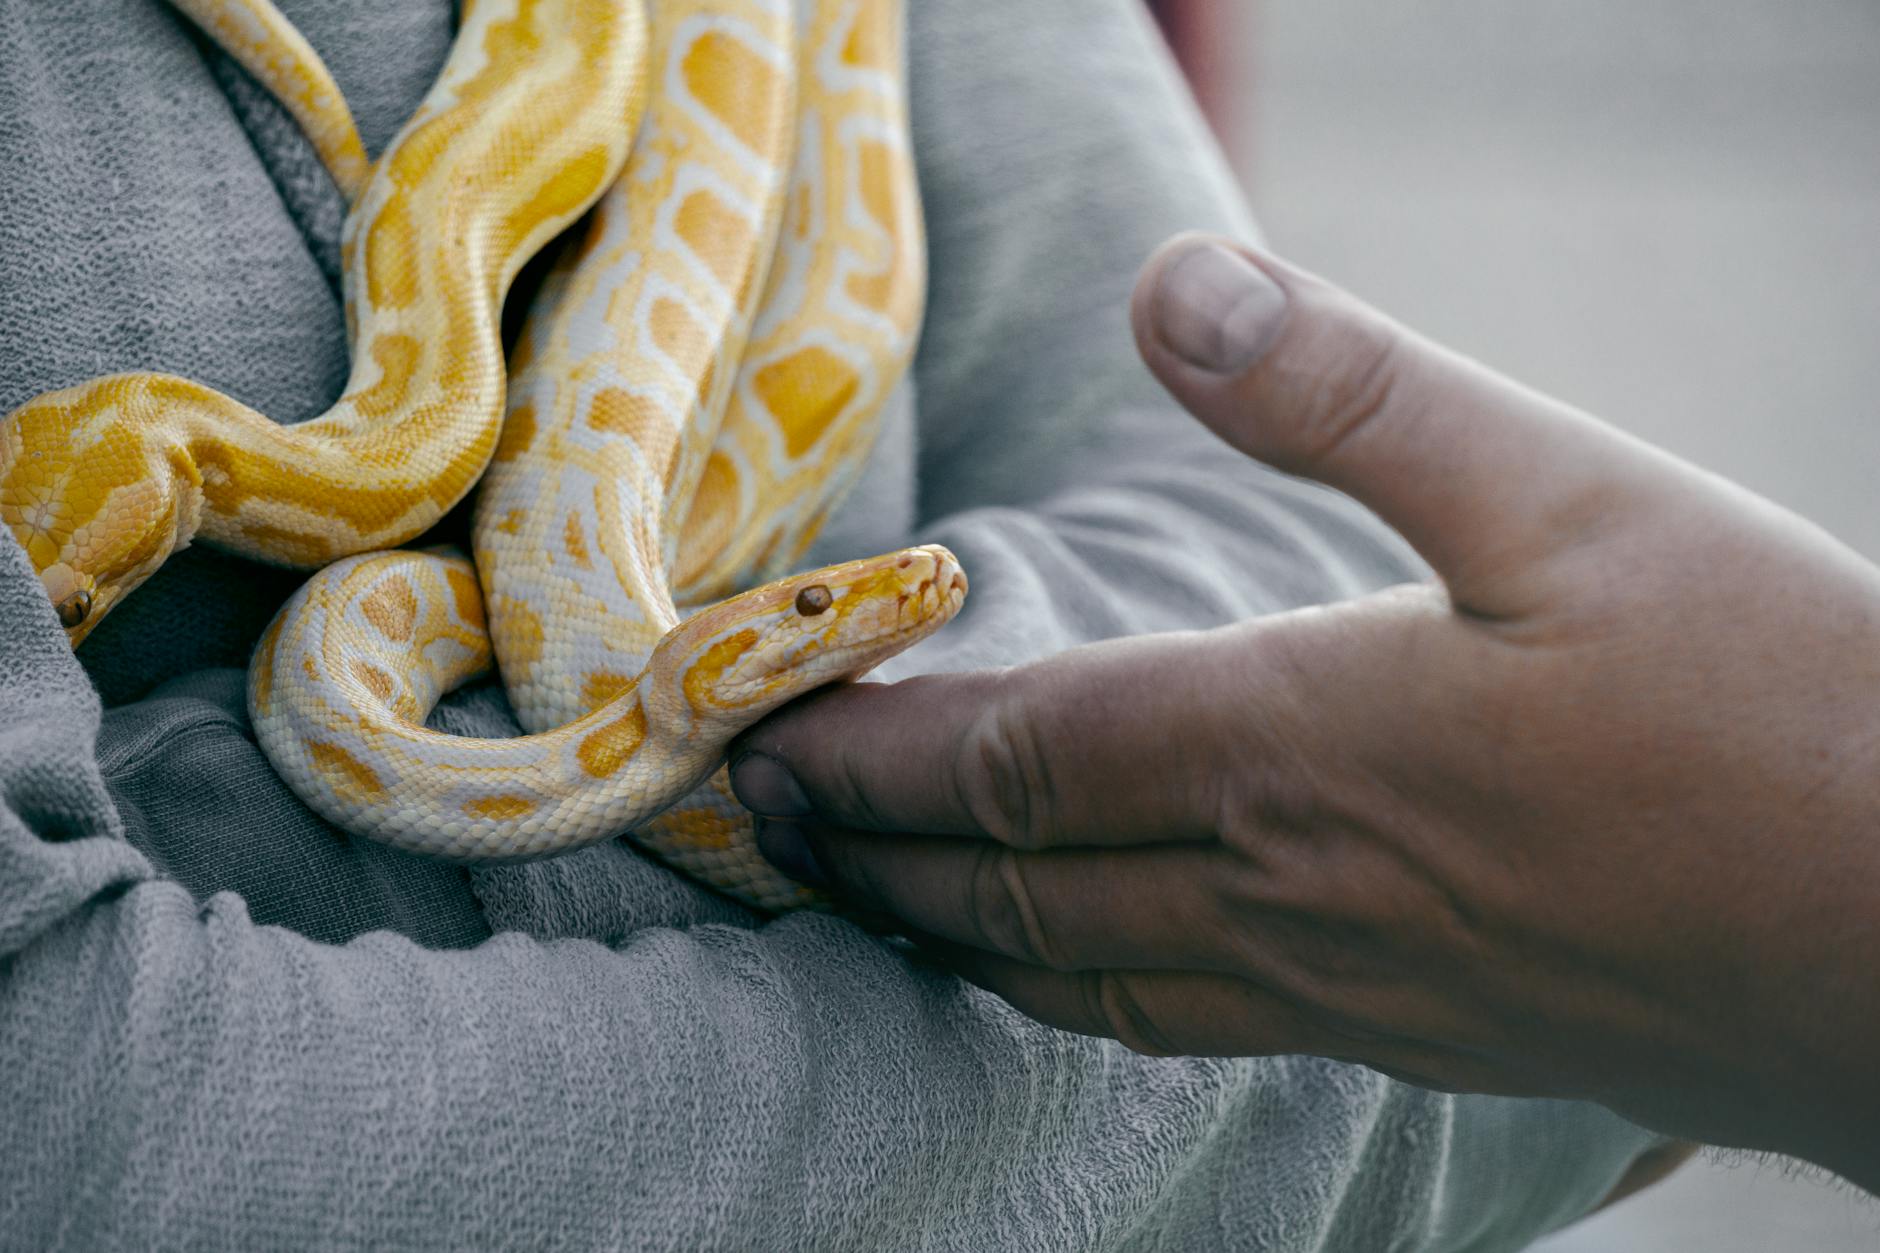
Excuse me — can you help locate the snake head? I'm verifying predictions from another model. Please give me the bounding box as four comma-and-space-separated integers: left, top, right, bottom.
645, 544, 967, 740
1, 378, 204, 647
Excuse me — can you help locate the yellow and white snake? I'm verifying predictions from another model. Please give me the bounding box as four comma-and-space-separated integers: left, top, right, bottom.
0, 0, 961, 912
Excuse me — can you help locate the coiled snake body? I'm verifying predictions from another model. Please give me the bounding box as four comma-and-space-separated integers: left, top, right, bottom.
0, 0, 960, 912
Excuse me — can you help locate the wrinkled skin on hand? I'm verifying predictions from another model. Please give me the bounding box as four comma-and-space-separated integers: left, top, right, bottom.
730, 236, 1880, 1194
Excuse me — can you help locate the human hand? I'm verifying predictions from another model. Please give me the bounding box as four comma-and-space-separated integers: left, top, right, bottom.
728, 235, 1880, 1189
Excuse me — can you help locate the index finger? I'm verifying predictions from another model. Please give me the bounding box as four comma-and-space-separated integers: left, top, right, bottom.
728, 627, 1265, 847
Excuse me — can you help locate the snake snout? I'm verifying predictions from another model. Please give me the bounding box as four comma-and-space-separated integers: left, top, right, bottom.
911, 544, 968, 613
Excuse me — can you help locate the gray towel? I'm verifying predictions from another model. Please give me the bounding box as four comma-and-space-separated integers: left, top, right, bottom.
0, 0, 1661, 1247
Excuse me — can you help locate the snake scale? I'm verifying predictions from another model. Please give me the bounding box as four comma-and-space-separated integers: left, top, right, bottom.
0, 0, 961, 912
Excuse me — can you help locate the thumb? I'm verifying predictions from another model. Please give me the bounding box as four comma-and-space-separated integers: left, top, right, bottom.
1131, 234, 1650, 615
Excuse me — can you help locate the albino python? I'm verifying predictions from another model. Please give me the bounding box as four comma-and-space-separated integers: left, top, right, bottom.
0, 0, 958, 912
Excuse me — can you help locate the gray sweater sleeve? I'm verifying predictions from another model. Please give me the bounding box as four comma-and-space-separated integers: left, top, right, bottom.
0, 0, 1659, 1248
873, 1, 1425, 685
0, 581, 1651, 1253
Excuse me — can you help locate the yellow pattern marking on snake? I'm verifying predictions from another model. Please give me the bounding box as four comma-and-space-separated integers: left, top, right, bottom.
586, 388, 662, 442
649, 297, 711, 376
493, 400, 536, 462
844, 141, 901, 312
494, 146, 619, 284
444, 565, 486, 631
580, 670, 636, 712
307, 741, 385, 800
842, 2, 893, 70
682, 31, 785, 155
662, 813, 736, 851
754, 346, 860, 459
673, 448, 739, 588
364, 195, 420, 309
491, 595, 545, 669
465, 795, 537, 821
681, 629, 760, 712
676, 189, 757, 290
577, 704, 648, 778
563, 512, 592, 568
359, 576, 418, 642
351, 661, 398, 705
352, 335, 424, 419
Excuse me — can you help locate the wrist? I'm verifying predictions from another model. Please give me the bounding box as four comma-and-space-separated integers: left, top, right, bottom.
1780, 812, 1880, 1191
1704, 816, 1880, 1193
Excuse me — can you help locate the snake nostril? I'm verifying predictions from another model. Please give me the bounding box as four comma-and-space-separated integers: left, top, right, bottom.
794, 584, 832, 616
56, 589, 92, 629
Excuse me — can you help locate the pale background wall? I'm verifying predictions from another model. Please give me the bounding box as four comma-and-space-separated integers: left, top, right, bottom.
1225, 2, 1880, 1248
1235, 1, 1878, 561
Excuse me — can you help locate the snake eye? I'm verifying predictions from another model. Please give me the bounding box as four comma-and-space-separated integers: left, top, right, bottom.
794, 584, 832, 616
56, 588, 93, 629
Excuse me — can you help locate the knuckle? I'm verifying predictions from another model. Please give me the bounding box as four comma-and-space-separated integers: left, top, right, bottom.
1285, 306, 1407, 470
832, 740, 893, 831
1085, 971, 1179, 1058
1268, 912, 1377, 1006
954, 685, 1057, 848
1208, 627, 1339, 842
965, 845, 1073, 971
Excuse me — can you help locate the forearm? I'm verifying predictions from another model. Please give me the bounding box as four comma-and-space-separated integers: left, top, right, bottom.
0, 824, 1448, 1249
0, 523, 1401, 1247
3, 873, 945, 1246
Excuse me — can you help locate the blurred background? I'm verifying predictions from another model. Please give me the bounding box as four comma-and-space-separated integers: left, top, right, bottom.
1149, 1, 1880, 1248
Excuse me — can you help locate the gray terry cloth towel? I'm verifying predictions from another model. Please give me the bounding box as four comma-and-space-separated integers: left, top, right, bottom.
0, 0, 1665, 1248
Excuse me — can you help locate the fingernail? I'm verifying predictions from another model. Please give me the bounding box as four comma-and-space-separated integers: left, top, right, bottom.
1154, 241, 1288, 374
729, 752, 812, 817
755, 818, 826, 888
